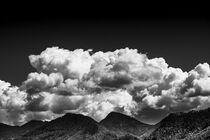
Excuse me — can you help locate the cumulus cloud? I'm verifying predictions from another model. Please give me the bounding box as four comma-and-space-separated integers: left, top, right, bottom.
29, 47, 93, 79
22, 72, 64, 91
78, 90, 136, 121
1, 47, 210, 125
0, 80, 27, 125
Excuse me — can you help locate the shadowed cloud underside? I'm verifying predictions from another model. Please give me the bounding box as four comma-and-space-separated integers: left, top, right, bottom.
0, 47, 210, 125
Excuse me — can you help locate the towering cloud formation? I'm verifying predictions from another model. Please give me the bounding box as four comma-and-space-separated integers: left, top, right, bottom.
1, 47, 210, 125
0, 80, 27, 125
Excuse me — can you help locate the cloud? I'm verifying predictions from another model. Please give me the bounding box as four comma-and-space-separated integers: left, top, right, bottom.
29, 47, 93, 79
22, 72, 64, 91
78, 90, 137, 121
1, 47, 210, 125
0, 80, 27, 125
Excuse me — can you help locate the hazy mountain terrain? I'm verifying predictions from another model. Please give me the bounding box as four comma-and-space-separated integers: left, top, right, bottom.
20, 112, 154, 140
146, 108, 210, 140
100, 112, 157, 138
0, 108, 210, 140
0, 112, 153, 140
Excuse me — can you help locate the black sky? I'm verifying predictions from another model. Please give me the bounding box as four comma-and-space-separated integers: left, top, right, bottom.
0, 5, 210, 85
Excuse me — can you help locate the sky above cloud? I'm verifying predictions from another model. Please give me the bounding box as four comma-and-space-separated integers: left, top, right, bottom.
1, 47, 210, 125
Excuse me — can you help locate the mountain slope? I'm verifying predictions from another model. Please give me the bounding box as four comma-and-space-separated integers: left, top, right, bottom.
20, 112, 155, 140
0, 120, 46, 140
0, 123, 19, 139
4, 109, 210, 140
19, 120, 47, 135
147, 108, 210, 140
21, 113, 103, 140
100, 112, 156, 138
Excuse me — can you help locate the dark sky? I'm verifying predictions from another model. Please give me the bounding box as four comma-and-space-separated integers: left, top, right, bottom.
0, 5, 210, 86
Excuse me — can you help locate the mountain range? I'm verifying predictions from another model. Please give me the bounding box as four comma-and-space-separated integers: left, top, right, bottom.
0, 108, 210, 140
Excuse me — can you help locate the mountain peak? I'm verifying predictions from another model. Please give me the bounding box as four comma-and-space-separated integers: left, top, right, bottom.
1, 109, 210, 140
105, 111, 128, 118
22, 120, 45, 127
59, 113, 98, 126
22, 112, 99, 139
100, 111, 147, 126
100, 111, 153, 137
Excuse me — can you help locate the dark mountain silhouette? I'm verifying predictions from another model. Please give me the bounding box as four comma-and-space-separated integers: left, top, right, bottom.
21, 113, 104, 140
0, 120, 46, 140
19, 120, 47, 134
1, 109, 210, 140
146, 108, 210, 140
0, 123, 19, 139
100, 112, 157, 138
19, 112, 155, 140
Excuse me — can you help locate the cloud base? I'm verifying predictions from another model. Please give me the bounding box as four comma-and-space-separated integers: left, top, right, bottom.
1, 47, 210, 125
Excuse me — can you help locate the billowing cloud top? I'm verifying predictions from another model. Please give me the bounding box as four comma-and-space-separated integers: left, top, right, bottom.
1, 47, 210, 125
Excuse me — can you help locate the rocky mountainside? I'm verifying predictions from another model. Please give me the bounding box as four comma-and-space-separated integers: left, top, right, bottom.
0, 112, 154, 140
100, 112, 157, 138
1, 108, 210, 140
20, 112, 154, 140
146, 108, 210, 140
21, 113, 103, 140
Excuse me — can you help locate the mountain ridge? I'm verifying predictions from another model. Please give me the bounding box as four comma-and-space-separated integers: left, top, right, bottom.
100, 111, 156, 138
147, 108, 210, 140
0, 108, 210, 139
0, 120, 46, 139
